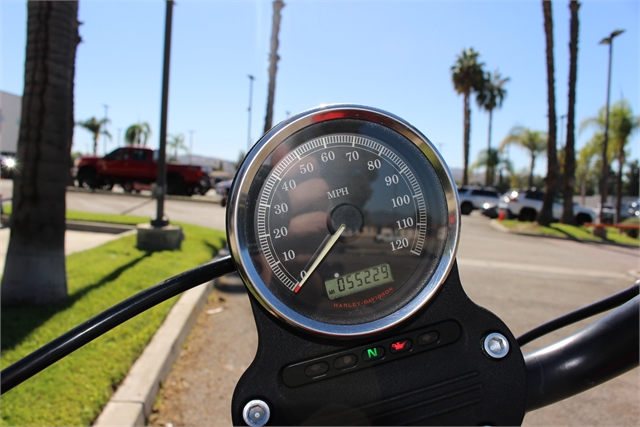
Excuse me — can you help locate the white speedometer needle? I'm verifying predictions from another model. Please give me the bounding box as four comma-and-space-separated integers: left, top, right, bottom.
294, 223, 346, 293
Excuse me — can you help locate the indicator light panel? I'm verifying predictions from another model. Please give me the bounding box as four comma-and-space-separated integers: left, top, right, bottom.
281, 320, 461, 387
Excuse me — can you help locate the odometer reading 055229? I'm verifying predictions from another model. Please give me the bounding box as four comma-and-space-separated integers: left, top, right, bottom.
325, 263, 393, 300
228, 105, 460, 337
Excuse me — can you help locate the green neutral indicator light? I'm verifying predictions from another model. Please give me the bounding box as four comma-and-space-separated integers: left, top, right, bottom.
367, 348, 378, 358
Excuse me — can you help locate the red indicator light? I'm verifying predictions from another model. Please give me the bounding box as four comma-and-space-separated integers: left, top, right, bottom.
391, 341, 407, 351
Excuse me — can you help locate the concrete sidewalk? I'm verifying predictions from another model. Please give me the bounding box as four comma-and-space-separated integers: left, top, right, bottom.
0, 223, 135, 274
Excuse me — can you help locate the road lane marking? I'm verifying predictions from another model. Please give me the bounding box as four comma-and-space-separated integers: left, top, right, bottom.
457, 258, 632, 280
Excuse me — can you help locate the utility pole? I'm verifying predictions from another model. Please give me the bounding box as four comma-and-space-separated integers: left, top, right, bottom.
189, 130, 195, 164
103, 104, 109, 155
598, 29, 624, 218
137, 0, 182, 251
263, 0, 285, 133
247, 75, 254, 151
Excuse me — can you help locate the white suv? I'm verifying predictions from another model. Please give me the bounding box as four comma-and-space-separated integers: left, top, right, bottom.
457, 186, 501, 215
498, 188, 595, 225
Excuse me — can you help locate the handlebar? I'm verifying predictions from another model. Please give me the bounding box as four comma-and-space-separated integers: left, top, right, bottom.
524, 295, 639, 412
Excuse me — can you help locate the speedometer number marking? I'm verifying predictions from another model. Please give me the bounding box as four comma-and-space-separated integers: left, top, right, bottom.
321, 151, 335, 162
282, 179, 296, 191
345, 151, 359, 161
385, 174, 399, 185
367, 159, 382, 170
273, 203, 288, 214
391, 195, 411, 208
396, 217, 414, 230
390, 238, 409, 251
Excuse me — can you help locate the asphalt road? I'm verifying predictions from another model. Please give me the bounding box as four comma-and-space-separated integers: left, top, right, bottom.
150, 207, 638, 426
0, 180, 226, 230
2, 181, 638, 425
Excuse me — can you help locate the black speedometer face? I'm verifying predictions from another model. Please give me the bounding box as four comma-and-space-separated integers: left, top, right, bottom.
228, 106, 459, 337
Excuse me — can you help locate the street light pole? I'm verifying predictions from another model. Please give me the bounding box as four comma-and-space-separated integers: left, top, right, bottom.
152, 0, 174, 228
103, 104, 109, 155
247, 75, 254, 151
189, 130, 195, 164
598, 29, 624, 219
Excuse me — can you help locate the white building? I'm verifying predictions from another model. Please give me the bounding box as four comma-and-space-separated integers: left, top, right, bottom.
0, 91, 21, 155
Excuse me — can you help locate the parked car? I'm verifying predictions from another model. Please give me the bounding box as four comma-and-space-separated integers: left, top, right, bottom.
595, 204, 618, 224
74, 147, 210, 196
216, 179, 233, 207
498, 188, 595, 225
626, 200, 640, 218
457, 186, 501, 215
597, 200, 640, 223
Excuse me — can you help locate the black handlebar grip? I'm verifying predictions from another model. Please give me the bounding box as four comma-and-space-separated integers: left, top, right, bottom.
524, 295, 639, 412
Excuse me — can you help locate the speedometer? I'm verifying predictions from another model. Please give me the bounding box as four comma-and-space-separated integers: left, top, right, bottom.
227, 105, 459, 337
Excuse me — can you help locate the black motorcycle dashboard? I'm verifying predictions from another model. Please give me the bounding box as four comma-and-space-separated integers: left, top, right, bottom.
228, 105, 526, 426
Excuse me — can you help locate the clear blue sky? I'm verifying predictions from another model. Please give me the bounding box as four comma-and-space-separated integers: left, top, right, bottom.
2, 0, 638, 177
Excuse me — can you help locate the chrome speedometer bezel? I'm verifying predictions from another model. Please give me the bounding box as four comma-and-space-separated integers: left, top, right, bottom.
227, 104, 460, 338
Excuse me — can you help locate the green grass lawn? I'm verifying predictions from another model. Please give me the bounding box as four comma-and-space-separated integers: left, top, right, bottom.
497, 219, 640, 246
3, 205, 149, 226
1, 216, 226, 426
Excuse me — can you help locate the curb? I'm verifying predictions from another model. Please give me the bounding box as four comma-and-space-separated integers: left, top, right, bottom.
93, 279, 214, 426
489, 219, 640, 248
1, 215, 135, 234
67, 185, 223, 205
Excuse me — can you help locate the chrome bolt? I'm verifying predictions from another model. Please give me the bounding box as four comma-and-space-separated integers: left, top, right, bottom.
484, 332, 509, 359
242, 399, 271, 427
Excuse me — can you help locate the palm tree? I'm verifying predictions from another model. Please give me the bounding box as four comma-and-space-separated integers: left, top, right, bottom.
264, 0, 285, 133
539, 0, 558, 226
451, 47, 486, 185
471, 148, 502, 187
476, 69, 510, 185
500, 126, 547, 188
2, 1, 80, 306
76, 117, 111, 155
167, 133, 187, 161
561, 0, 580, 225
581, 100, 640, 220
124, 122, 152, 146
576, 133, 602, 205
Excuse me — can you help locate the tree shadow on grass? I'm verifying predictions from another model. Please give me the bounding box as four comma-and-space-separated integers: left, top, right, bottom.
1, 252, 152, 353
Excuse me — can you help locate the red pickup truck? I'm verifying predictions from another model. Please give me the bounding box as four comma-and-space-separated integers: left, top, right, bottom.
74, 147, 210, 196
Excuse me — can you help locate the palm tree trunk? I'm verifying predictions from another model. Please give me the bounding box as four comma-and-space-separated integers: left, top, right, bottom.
538, 0, 558, 226
1, 1, 79, 306
263, 0, 285, 133
485, 108, 493, 186
561, 0, 580, 224
462, 92, 471, 185
529, 154, 536, 188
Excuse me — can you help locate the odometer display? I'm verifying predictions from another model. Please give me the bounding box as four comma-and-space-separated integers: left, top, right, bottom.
325, 263, 393, 300
228, 105, 460, 337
